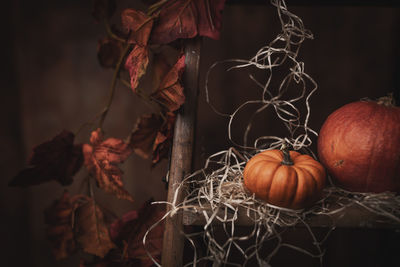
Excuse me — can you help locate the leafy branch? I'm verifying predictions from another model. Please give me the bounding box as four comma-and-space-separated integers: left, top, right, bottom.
9, 0, 227, 264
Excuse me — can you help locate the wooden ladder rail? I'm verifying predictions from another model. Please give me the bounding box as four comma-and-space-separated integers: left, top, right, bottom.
161, 37, 202, 267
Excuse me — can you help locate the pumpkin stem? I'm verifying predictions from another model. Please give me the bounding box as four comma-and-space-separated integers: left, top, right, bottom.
281, 145, 294, 166
377, 93, 396, 107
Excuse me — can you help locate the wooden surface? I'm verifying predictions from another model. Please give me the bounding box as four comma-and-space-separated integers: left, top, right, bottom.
182, 204, 400, 229
161, 38, 202, 267
227, 0, 400, 6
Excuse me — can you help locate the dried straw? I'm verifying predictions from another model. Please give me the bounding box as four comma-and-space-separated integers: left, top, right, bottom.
144, 0, 400, 266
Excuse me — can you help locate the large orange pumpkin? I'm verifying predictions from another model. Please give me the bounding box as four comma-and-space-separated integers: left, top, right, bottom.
243, 149, 326, 209
317, 96, 400, 193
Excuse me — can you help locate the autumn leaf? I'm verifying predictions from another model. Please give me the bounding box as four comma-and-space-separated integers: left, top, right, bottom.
109, 209, 139, 242
125, 45, 149, 93
129, 113, 164, 159
146, 52, 173, 94
152, 112, 176, 165
97, 37, 125, 69
83, 129, 134, 202
44, 191, 77, 260
109, 199, 164, 266
150, 0, 197, 44
74, 198, 116, 258
129, 112, 176, 165
121, 8, 154, 93
196, 0, 226, 40
121, 9, 154, 46
9, 130, 83, 187
92, 0, 117, 23
151, 54, 186, 112
150, 0, 226, 44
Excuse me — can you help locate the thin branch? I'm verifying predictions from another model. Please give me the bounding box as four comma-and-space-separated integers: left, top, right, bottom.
98, 43, 132, 129
147, 0, 174, 16
120, 78, 164, 114
103, 19, 126, 43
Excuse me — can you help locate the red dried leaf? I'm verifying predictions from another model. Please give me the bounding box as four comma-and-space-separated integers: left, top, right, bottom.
83, 129, 134, 202
129, 114, 164, 159
152, 112, 176, 165
74, 198, 116, 258
121, 9, 154, 46
97, 37, 125, 69
92, 0, 117, 22
129, 112, 176, 165
109, 210, 138, 242
153, 132, 167, 151
44, 191, 77, 260
151, 53, 172, 92
150, 0, 226, 44
151, 54, 186, 112
125, 45, 149, 93
196, 0, 226, 40
158, 54, 186, 91
9, 130, 83, 187
150, 0, 197, 44
109, 199, 164, 266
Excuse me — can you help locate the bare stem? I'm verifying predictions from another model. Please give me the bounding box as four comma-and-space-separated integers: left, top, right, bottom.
120, 78, 163, 114
98, 43, 131, 129
377, 93, 396, 107
147, 0, 171, 16
103, 19, 125, 43
74, 108, 106, 137
281, 144, 294, 166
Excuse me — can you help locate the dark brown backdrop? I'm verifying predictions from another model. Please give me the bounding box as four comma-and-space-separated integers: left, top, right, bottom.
1, 1, 399, 266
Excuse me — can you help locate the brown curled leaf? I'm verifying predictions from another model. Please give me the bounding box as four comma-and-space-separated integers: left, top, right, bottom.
83, 129, 134, 202
97, 37, 125, 69
196, 0, 226, 40
74, 198, 116, 258
151, 54, 186, 112
9, 130, 83, 187
152, 112, 176, 165
150, 0, 226, 44
125, 45, 149, 93
44, 191, 77, 260
121, 9, 154, 46
129, 113, 164, 159
150, 0, 197, 44
109, 199, 164, 266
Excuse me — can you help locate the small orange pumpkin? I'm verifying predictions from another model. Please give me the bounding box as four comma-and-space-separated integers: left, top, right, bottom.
243, 149, 326, 209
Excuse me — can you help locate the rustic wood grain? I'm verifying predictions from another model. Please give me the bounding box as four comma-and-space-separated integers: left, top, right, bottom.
161, 37, 202, 267
182, 205, 400, 229
227, 0, 400, 6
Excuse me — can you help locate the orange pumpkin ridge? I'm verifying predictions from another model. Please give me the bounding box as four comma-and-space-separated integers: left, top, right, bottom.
243, 149, 326, 209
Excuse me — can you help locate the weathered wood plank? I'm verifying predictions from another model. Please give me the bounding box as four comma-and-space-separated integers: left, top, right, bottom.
161, 37, 202, 267
227, 0, 400, 6
182, 205, 399, 229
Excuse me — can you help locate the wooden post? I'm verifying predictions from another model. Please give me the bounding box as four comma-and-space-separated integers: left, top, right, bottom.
161, 37, 202, 267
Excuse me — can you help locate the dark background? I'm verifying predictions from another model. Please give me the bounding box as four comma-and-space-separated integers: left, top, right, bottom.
1, 0, 399, 266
